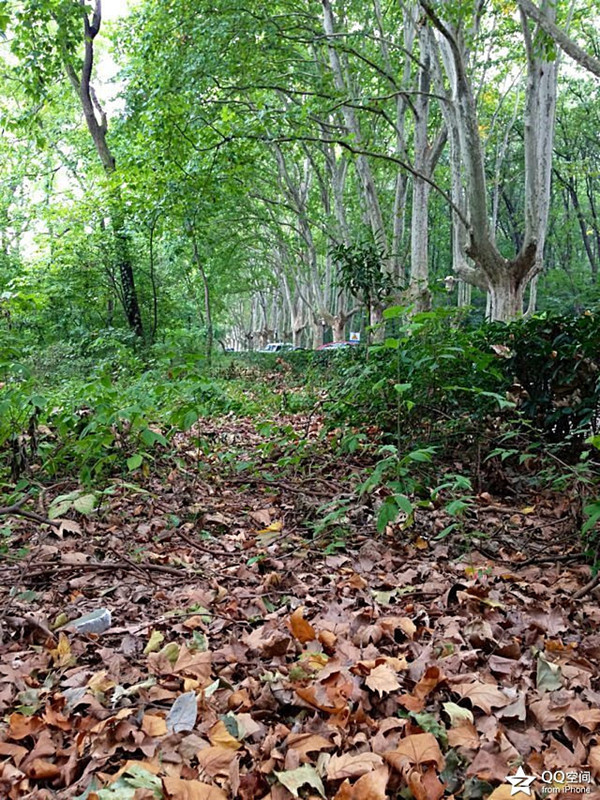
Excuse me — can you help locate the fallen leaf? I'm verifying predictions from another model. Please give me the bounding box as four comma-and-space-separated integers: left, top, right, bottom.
536, 654, 563, 693
275, 764, 326, 798
209, 720, 241, 750
447, 721, 480, 750
163, 776, 228, 800
196, 746, 236, 777
365, 664, 401, 697
443, 701, 474, 726
287, 733, 333, 763
384, 733, 445, 772
144, 629, 165, 654
452, 681, 510, 714
25, 758, 61, 780
289, 607, 316, 644
142, 714, 168, 737
399, 666, 444, 711
326, 752, 384, 780
345, 765, 390, 800
166, 691, 198, 734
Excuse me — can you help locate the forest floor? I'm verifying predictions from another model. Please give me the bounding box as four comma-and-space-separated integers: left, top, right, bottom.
1, 406, 600, 799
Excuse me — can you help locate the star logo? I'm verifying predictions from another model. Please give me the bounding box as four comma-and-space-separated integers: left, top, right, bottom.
506, 766, 536, 796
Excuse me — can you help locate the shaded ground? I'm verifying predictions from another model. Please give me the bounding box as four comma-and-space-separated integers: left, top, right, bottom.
1, 413, 600, 799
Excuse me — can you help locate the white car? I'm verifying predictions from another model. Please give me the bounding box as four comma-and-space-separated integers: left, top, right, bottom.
258, 342, 295, 353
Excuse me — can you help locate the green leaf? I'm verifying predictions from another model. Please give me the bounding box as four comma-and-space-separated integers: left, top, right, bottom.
536, 654, 562, 693
127, 454, 143, 471
377, 498, 399, 533
73, 493, 98, 515
141, 428, 168, 447
275, 765, 326, 798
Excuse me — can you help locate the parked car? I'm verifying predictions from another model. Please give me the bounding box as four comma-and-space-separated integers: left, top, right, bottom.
258, 342, 295, 353
316, 341, 360, 350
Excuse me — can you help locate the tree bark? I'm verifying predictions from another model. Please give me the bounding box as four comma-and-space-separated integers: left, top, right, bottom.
192, 239, 213, 366
516, 0, 600, 78
422, 0, 558, 320
63, 0, 143, 337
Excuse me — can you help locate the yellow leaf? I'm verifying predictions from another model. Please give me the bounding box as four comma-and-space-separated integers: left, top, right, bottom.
257, 520, 283, 533
414, 536, 429, 550
208, 720, 241, 750
144, 630, 165, 654
50, 632, 75, 667
142, 714, 168, 737
88, 670, 116, 694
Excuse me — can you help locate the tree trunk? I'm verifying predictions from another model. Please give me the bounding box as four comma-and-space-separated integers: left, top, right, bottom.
192, 240, 213, 367
63, 0, 143, 337
422, 1, 558, 319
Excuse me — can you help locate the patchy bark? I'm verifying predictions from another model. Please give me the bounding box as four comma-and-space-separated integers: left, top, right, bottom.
422, 0, 558, 320
63, 0, 143, 337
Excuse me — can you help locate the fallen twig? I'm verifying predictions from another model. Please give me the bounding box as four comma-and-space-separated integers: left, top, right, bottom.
0, 498, 58, 527
573, 570, 600, 600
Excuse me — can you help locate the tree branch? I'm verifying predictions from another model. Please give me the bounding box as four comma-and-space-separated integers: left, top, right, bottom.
516, 0, 600, 78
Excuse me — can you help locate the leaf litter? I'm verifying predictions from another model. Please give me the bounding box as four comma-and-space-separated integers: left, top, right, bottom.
0, 412, 599, 798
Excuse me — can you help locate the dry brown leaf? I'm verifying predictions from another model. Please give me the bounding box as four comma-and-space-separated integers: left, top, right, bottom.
379, 616, 416, 640
196, 746, 236, 777
295, 685, 346, 715
7, 713, 43, 741
25, 758, 61, 780
326, 752, 384, 780
384, 733, 445, 772
163, 776, 228, 800
142, 714, 168, 737
350, 765, 389, 800
333, 780, 354, 800
487, 785, 519, 799
289, 607, 316, 643
466, 747, 509, 782
365, 664, 401, 697
447, 721, 480, 751
398, 666, 444, 712
408, 766, 445, 800
287, 733, 333, 763
452, 681, 510, 714
567, 708, 600, 731
318, 630, 337, 651
0, 742, 28, 767
174, 646, 212, 683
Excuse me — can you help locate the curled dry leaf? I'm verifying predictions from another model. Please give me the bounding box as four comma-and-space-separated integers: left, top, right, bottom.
289, 607, 317, 644
452, 681, 510, 714
398, 665, 445, 712
25, 758, 61, 780
334, 765, 390, 800
408, 765, 445, 800
326, 752, 384, 780
287, 732, 333, 762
